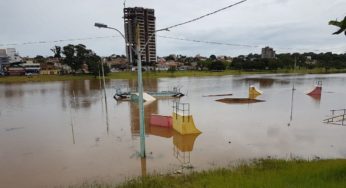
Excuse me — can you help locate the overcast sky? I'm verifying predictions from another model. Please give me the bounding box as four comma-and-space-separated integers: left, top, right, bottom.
0, 0, 345, 57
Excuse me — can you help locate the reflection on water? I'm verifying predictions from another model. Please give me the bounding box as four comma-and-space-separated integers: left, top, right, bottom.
241, 77, 290, 88
147, 125, 201, 170
130, 101, 159, 138
308, 94, 322, 103
61, 80, 104, 110
173, 132, 200, 169
287, 84, 296, 127
1, 74, 346, 188
140, 157, 147, 177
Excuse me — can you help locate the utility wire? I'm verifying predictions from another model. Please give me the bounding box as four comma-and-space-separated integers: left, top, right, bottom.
0, 35, 121, 47
158, 35, 259, 48
1, 34, 344, 53
158, 35, 345, 53
159, 0, 247, 31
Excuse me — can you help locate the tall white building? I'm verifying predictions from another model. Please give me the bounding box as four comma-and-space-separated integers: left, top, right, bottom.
0, 49, 9, 71
6, 48, 22, 63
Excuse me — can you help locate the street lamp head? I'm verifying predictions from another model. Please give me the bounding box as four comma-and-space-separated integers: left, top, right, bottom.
94, 22, 108, 28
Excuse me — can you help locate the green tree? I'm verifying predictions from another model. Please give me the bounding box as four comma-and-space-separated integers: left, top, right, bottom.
329, 16, 346, 35
209, 60, 226, 71
197, 60, 212, 70
62, 44, 78, 71
62, 44, 104, 74
88, 61, 110, 77
34, 55, 45, 64
209, 54, 217, 61
50, 46, 62, 58
164, 55, 176, 61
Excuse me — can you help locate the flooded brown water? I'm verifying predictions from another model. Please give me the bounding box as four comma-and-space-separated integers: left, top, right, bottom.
1, 73, 346, 187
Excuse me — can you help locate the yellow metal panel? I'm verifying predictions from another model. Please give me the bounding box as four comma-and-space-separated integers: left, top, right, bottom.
172, 113, 201, 135
248, 86, 262, 99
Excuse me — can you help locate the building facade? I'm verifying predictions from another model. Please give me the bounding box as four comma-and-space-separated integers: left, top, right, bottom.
0, 49, 9, 71
124, 7, 156, 65
261, 46, 276, 59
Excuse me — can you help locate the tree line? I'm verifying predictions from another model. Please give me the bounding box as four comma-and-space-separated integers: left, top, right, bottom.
167, 52, 346, 71
229, 53, 346, 71
49, 44, 109, 76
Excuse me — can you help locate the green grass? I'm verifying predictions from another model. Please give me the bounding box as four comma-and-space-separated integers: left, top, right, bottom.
69, 159, 346, 188
0, 74, 96, 83
1, 68, 346, 83
107, 70, 253, 80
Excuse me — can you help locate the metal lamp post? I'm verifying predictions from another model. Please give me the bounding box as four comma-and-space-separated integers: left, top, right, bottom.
94, 22, 167, 157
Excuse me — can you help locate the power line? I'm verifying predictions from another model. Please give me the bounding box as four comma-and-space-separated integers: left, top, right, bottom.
0, 1, 248, 49
159, 0, 247, 31
0, 35, 121, 47
1, 34, 344, 54
158, 34, 345, 53
158, 35, 259, 48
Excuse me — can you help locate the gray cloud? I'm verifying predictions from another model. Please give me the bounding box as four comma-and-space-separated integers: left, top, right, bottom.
0, 0, 345, 57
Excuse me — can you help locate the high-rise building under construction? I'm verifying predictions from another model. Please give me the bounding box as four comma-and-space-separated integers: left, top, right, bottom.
124, 7, 156, 65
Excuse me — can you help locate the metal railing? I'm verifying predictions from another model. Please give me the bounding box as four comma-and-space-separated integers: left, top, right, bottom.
331, 109, 346, 115
173, 102, 190, 121
323, 109, 346, 126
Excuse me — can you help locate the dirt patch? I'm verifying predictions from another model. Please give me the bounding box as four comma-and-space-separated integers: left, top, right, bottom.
203, 93, 233, 97
216, 98, 265, 104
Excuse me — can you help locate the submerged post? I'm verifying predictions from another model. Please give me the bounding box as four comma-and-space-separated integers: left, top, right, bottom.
136, 24, 146, 157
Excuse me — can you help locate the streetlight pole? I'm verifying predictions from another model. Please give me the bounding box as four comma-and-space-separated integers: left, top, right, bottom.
94, 22, 167, 157
135, 24, 145, 156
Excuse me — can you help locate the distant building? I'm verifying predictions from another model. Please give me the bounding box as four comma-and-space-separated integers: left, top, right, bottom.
4, 62, 25, 76
40, 58, 62, 75
124, 7, 156, 65
21, 60, 40, 74
261, 46, 276, 59
305, 56, 317, 65
6, 48, 22, 63
0, 49, 9, 71
6, 48, 16, 62
106, 56, 128, 72
0, 49, 6, 56
194, 54, 207, 61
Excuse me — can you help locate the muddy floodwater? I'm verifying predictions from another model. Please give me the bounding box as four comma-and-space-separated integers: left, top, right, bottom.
1, 73, 346, 187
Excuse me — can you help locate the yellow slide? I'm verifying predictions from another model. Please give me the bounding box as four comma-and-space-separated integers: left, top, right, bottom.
248, 85, 263, 99
172, 113, 202, 135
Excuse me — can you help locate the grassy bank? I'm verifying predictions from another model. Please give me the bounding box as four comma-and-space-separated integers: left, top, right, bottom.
71, 159, 346, 188
108, 68, 346, 80
1, 68, 346, 83
0, 74, 96, 83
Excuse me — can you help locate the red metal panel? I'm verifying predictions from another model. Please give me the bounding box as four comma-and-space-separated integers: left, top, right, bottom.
307, 86, 322, 96
150, 114, 172, 128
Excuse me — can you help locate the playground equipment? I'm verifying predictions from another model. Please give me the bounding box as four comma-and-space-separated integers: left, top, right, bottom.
172, 102, 201, 135
131, 92, 156, 105
215, 85, 265, 104
147, 87, 184, 98
114, 86, 184, 101
150, 114, 173, 128
323, 109, 346, 126
113, 88, 131, 100
307, 81, 322, 96
148, 102, 201, 135
248, 85, 263, 99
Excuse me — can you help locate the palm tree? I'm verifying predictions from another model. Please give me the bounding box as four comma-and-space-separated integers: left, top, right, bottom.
329, 16, 346, 35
